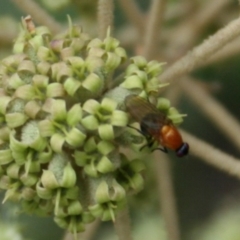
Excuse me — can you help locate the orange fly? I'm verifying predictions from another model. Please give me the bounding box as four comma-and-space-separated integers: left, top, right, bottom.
125, 95, 189, 157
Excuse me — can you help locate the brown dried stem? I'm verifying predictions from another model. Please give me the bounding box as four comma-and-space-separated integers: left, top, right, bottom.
153, 152, 180, 240
181, 130, 240, 179
98, 0, 114, 39
10, 0, 62, 34
159, 15, 240, 84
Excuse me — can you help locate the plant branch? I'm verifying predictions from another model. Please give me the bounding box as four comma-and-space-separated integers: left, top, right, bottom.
204, 37, 240, 66
114, 207, 133, 240
159, 15, 240, 84
181, 130, 240, 179
10, 0, 62, 34
143, 0, 166, 60
153, 152, 181, 240
117, 0, 145, 34
180, 77, 240, 150
62, 219, 100, 240
98, 0, 114, 39
166, 0, 231, 57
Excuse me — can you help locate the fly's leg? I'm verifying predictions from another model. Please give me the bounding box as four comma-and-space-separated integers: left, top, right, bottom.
127, 124, 166, 153
127, 124, 143, 135
140, 135, 154, 151
151, 146, 168, 153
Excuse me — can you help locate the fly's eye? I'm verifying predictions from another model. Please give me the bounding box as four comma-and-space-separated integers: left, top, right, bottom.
176, 143, 189, 157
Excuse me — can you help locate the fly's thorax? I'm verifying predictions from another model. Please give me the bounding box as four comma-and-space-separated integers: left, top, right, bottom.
140, 113, 166, 137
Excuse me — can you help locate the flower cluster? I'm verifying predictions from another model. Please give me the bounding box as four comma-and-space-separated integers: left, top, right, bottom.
0, 16, 185, 236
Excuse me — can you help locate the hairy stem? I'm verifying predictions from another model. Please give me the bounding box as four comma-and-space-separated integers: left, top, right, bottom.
180, 78, 240, 150
182, 130, 240, 179
160, 15, 240, 84
143, 0, 166, 60
98, 0, 114, 39
114, 207, 133, 240
153, 152, 181, 240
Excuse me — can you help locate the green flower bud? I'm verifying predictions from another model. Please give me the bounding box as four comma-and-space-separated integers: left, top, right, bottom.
101, 208, 116, 222
3, 183, 21, 203
82, 73, 104, 93
131, 56, 147, 69
37, 46, 55, 62
36, 61, 51, 75
38, 146, 52, 164
50, 99, 67, 121
87, 38, 103, 49
110, 110, 128, 126
157, 98, 171, 111
85, 56, 104, 72
28, 35, 44, 50
21, 187, 36, 200
67, 200, 83, 215
0, 175, 12, 189
67, 216, 85, 233
97, 141, 115, 155
54, 216, 68, 229
6, 112, 28, 128
63, 77, 81, 96
0, 127, 10, 142
51, 62, 72, 82
36, 180, 54, 199
96, 156, 115, 174
128, 173, 144, 191
0, 96, 12, 115
50, 133, 65, 153
84, 137, 97, 152
41, 170, 59, 189
82, 99, 100, 114
120, 75, 143, 89
7, 73, 24, 90
6, 163, 21, 179
66, 104, 82, 127
60, 162, 76, 188
167, 107, 187, 125
98, 124, 114, 141
88, 204, 103, 218
24, 100, 42, 119
65, 127, 86, 148
146, 60, 164, 77
46, 83, 65, 98
20, 172, 38, 186
17, 60, 36, 75
0, 148, 13, 165
61, 47, 74, 60
38, 119, 55, 137
14, 85, 36, 100
105, 52, 121, 71
81, 115, 99, 130
84, 161, 98, 178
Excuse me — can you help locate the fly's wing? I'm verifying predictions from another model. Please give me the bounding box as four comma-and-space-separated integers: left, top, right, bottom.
125, 95, 161, 122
